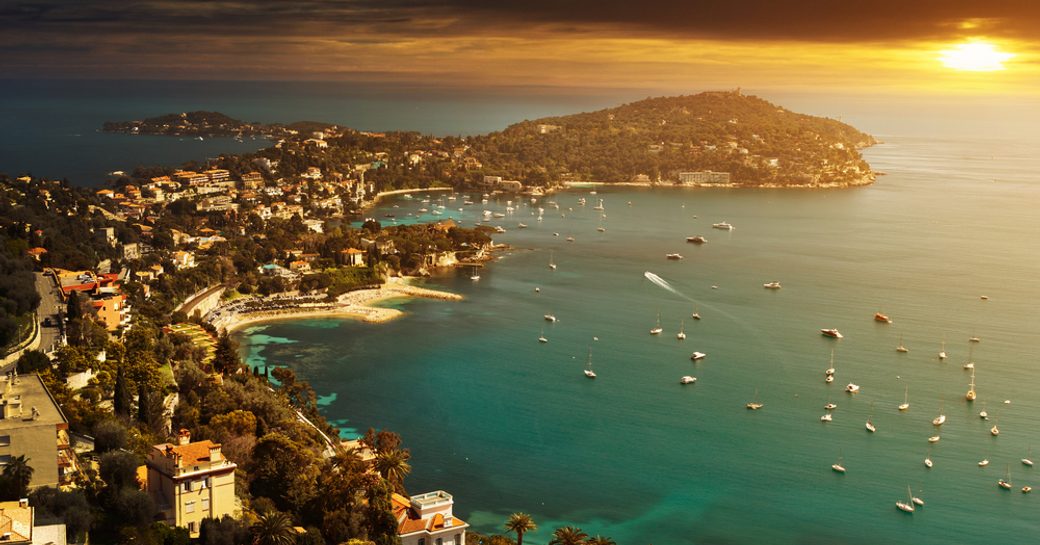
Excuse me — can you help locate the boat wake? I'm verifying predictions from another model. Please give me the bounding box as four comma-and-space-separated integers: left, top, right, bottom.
644, 271, 694, 302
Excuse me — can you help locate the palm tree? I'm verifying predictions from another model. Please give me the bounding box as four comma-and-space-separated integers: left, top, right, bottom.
374, 448, 411, 493
504, 512, 537, 545
586, 537, 616, 545
251, 511, 296, 545
0, 455, 33, 500
548, 526, 588, 545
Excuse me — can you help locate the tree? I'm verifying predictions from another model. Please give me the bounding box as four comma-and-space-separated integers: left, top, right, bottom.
15, 350, 50, 374
93, 418, 129, 453
113, 364, 131, 418
212, 331, 240, 374
0, 455, 33, 500
504, 513, 537, 545
250, 511, 296, 545
373, 448, 411, 494
548, 527, 589, 545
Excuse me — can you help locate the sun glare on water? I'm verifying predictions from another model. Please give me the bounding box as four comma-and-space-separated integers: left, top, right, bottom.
939, 42, 1014, 71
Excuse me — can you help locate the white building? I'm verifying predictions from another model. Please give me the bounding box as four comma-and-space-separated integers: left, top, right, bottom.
392, 491, 468, 545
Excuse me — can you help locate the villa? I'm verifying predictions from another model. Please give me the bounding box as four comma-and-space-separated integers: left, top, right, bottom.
392, 490, 468, 545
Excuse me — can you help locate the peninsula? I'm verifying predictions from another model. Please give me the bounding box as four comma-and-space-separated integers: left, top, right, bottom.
103, 90, 876, 191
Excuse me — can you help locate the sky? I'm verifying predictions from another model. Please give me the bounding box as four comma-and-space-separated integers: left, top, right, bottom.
3, 1, 1040, 137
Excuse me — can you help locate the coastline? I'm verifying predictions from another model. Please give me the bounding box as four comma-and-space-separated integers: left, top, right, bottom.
216, 278, 462, 333
561, 173, 875, 190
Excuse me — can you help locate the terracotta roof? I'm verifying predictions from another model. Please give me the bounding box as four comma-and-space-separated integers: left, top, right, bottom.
154, 440, 221, 467
390, 493, 467, 536
342, 248, 365, 254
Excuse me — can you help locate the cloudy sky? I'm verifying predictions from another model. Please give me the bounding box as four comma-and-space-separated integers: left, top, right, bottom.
2, 0, 1038, 97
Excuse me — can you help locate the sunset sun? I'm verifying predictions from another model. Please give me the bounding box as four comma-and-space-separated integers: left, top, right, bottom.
939, 42, 1014, 71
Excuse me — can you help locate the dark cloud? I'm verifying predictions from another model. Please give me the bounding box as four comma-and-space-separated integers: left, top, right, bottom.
1, 1, 1035, 42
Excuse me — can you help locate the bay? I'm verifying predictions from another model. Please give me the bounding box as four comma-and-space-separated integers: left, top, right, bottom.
237, 135, 1040, 544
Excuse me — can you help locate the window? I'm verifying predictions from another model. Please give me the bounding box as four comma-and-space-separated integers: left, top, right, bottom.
418, 539, 425, 545
436, 539, 442, 545
182, 481, 192, 492
202, 498, 210, 511
454, 535, 461, 545
185, 501, 195, 513
0, 435, 10, 447
188, 522, 197, 534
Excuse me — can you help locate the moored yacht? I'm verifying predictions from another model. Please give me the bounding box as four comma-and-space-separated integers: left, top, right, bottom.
686, 235, 707, 244
712, 221, 734, 230
845, 383, 860, 394
763, 281, 781, 289
680, 375, 697, 384
666, 253, 684, 260
821, 328, 844, 339
690, 351, 707, 361
874, 312, 892, 323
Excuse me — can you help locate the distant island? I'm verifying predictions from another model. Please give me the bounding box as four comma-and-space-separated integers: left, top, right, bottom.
102, 90, 876, 189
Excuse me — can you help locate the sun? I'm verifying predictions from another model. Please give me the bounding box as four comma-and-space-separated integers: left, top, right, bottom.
939, 42, 1014, 71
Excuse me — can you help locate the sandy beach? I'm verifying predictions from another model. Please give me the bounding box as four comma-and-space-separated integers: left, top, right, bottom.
214, 278, 462, 333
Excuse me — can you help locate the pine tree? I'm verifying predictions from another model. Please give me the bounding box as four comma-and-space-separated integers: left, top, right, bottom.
113, 365, 130, 418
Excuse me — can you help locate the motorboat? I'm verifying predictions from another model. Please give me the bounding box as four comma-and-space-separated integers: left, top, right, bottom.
866, 419, 877, 433
912, 495, 925, 507
874, 312, 892, 323
686, 236, 707, 244
690, 352, 707, 361
979, 459, 990, 467
821, 414, 833, 422
845, 383, 860, 394
824, 402, 837, 410
544, 314, 557, 322
825, 375, 834, 383
680, 376, 697, 385
746, 389, 763, 410
712, 221, 734, 230
821, 328, 844, 339
924, 457, 934, 469
928, 435, 941, 443
763, 281, 781, 289
666, 253, 684, 260
1022, 447, 1034, 467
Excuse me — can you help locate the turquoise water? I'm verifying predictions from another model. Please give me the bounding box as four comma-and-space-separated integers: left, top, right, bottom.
237, 135, 1040, 544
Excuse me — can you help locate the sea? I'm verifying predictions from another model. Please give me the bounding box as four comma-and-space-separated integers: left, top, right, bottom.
4, 80, 1039, 544
236, 138, 1040, 544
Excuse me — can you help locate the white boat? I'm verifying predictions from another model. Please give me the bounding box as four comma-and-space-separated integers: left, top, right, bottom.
470, 266, 480, 281
832, 457, 846, 473
548, 251, 557, 270
991, 419, 1000, 436
690, 351, 707, 361
538, 327, 548, 344
584, 347, 596, 379
649, 312, 663, 335
763, 281, 781, 289
553, 232, 559, 237
932, 403, 946, 426
979, 402, 988, 419
845, 383, 860, 394
566, 236, 575, 242
824, 402, 837, 410
898, 384, 910, 411
746, 389, 763, 410
821, 328, 844, 339
665, 253, 684, 260
825, 375, 834, 384
1023, 486, 1033, 494
1023, 447, 1034, 467
712, 221, 734, 230
825, 349, 836, 376
691, 307, 701, 320
865, 403, 876, 432
896, 334, 908, 353
896, 485, 916, 513
912, 494, 925, 507
686, 235, 707, 244
938, 340, 947, 360
998, 465, 1012, 490
597, 226, 606, 232
680, 375, 697, 385
544, 314, 557, 322
969, 335, 981, 343
518, 223, 528, 228
592, 199, 605, 211
979, 459, 990, 467
966, 366, 976, 401
821, 413, 833, 422
924, 455, 934, 469
676, 320, 687, 340
963, 342, 975, 369
928, 435, 941, 443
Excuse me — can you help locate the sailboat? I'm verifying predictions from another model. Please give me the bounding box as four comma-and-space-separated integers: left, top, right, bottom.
538, 327, 548, 344
896, 485, 916, 513
548, 250, 557, 270
963, 342, 975, 369
896, 334, 909, 353
998, 464, 1012, 490
979, 402, 989, 419
938, 339, 947, 360
898, 384, 910, 411
990, 416, 1000, 436
825, 349, 836, 377
832, 456, 846, 474
866, 402, 877, 433
746, 389, 764, 410
676, 320, 687, 340
583, 347, 597, 379
924, 447, 934, 469
470, 265, 481, 281
966, 366, 977, 401
649, 312, 663, 335
932, 402, 946, 426
691, 307, 701, 320
1023, 447, 1034, 467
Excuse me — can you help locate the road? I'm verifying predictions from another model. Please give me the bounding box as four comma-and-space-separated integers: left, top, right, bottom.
34, 272, 65, 354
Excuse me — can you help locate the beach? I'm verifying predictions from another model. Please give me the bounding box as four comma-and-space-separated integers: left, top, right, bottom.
213, 278, 462, 333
